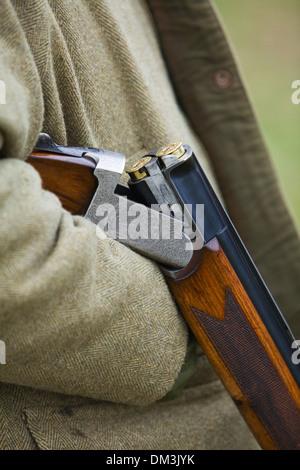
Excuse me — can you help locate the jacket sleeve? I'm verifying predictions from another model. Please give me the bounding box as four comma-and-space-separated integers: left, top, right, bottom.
0, 0, 188, 406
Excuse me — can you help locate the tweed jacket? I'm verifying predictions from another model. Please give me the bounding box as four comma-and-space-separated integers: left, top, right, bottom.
0, 0, 299, 450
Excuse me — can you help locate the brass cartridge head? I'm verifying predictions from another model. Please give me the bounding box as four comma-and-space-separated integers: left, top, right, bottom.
155, 142, 185, 159
126, 156, 152, 181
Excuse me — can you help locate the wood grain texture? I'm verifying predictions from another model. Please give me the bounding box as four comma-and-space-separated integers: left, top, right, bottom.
27, 151, 97, 215
167, 238, 300, 450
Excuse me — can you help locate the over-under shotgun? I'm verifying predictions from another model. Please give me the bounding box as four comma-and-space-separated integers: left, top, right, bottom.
27, 134, 300, 450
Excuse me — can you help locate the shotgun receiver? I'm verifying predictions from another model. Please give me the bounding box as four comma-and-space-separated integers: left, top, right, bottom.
27, 134, 300, 450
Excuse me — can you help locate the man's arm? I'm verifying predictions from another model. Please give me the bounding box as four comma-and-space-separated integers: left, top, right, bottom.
0, 0, 188, 405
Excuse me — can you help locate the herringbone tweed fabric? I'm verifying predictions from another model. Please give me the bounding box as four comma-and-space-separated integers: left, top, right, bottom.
0, 0, 298, 450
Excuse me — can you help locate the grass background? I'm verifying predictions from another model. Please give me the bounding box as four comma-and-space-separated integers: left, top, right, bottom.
213, 0, 300, 230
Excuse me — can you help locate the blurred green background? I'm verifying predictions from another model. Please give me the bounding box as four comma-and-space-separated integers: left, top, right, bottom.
213, 0, 300, 230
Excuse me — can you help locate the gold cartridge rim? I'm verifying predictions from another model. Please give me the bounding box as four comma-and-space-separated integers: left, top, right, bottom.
155, 142, 185, 159
126, 156, 152, 181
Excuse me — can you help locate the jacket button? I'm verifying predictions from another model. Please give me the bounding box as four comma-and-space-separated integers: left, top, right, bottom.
213, 69, 233, 89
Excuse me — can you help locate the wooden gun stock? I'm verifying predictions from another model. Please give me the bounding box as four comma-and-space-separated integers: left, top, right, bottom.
27, 150, 98, 215
166, 239, 300, 450
26, 148, 300, 450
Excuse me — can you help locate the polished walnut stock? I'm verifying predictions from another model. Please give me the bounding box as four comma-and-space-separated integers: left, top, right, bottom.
166, 238, 300, 450
27, 150, 98, 215
26, 150, 300, 450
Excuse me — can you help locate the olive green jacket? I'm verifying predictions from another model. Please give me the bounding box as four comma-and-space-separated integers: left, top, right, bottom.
0, 0, 298, 450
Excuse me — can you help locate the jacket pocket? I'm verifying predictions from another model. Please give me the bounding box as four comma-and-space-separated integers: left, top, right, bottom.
22, 380, 237, 450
